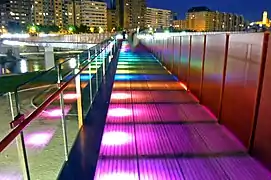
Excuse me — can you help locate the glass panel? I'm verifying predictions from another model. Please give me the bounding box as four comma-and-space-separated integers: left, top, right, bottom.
22, 94, 66, 179
0, 139, 24, 179
0, 92, 24, 179
0, 37, 115, 179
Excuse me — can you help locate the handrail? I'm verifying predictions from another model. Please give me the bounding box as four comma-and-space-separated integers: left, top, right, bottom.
0, 38, 115, 152
13, 36, 113, 92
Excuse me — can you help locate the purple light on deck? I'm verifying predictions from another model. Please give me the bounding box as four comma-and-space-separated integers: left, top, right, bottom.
98, 173, 138, 180
107, 108, 132, 117
111, 92, 130, 100
25, 132, 54, 148
0, 172, 22, 180
99, 125, 136, 156
101, 131, 133, 146
106, 104, 133, 123
62, 93, 80, 100
94, 159, 138, 180
41, 106, 71, 118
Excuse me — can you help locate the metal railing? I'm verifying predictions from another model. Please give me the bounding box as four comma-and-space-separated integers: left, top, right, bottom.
0, 36, 118, 179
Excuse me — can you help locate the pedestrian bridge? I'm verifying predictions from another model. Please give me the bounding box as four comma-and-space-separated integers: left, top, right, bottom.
0, 33, 114, 49
0, 32, 271, 180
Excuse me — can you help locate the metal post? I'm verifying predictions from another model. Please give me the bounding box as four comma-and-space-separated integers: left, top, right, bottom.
57, 64, 69, 161
95, 47, 99, 92
171, 36, 175, 72
187, 35, 192, 89
88, 49, 93, 105
248, 32, 270, 153
12, 92, 31, 180
76, 54, 83, 128
103, 43, 106, 76
199, 35, 207, 102
218, 34, 230, 122
88, 48, 91, 60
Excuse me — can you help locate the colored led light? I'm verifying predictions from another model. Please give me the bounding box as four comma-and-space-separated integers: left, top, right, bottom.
41, 106, 71, 118
97, 173, 137, 180
111, 92, 130, 100
107, 108, 132, 117
63, 93, 80, 100
101, 131, 132, 146
25, 132, 54, 148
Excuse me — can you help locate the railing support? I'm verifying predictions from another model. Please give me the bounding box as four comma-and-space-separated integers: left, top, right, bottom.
11, 92, 31, 180
218, 34, 230, 122
103, 44, 106, 76
76, 55, 84, 128
95, 47, 99, 92
248, 32, 270, 153
199, 35, 207, 102
88, 49, 93, 105
57, 64, 69, 161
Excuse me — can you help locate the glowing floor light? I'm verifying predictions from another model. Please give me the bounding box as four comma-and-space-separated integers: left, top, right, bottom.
63, 93, 80, 100
102, 131, 132, 146
42, 106, 71, 118
180, 82, 188, 91
98, 173, 137, 180
19, 59, 28, 73
80, 74, 93, 81
107, 108, 132, 117
25, 132, 54, 148
111, 92, 130, 100
69, 58, 77, 68
0, 171, 22, 180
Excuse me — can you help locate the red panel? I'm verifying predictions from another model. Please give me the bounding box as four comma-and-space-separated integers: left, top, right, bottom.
179, 36, 191, 84
201, 34, 227, 117
220, 33, 264, 147
253, 33, 271, 170
189, 35, 205, 98
173, 36, 181, 77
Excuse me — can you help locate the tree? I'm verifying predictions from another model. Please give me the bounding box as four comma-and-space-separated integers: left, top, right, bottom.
7, 22, 23, 33
77, 25, 89, 33
93, 27, 99, 33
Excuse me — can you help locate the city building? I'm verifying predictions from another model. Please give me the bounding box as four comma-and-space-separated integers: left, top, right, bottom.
173, 20, 187, 30
53, 0, 68, 27
250, 11, 271, 28
33, 0, 55, 26
81, 0, 107, 31
145, 7, 173, 29
33, 0, 69, 27
0, 0, 32, 28
116, 0, 146, 29
67, 1, 81, 26
107, 9, 116, 31
186, 6, 245, 32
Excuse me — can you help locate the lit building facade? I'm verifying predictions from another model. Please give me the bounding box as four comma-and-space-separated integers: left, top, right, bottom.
33, 0, 69, 27
107, 9, 116, 31
145, 7, 172, 29
33, 0, 55, 26
81, 0, 107, 30
67, 1, 81, 26
116, 0, 146, 29
53, 0, 67, 27
250, 11, 271, 28
0, 0, 32, 28
186, 6, 245, 32
173, 20, 187, 30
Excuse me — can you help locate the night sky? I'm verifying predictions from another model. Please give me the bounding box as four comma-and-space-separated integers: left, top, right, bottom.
147, 0, 271, 21
107, 0, 271, 21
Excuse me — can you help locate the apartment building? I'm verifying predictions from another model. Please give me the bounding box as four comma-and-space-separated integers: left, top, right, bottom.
145, 7, 172, 29
81, 0, 107, 30
186, 6, 245, 32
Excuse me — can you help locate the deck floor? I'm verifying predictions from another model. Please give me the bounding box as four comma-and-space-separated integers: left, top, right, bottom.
94, 42, 271, 180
